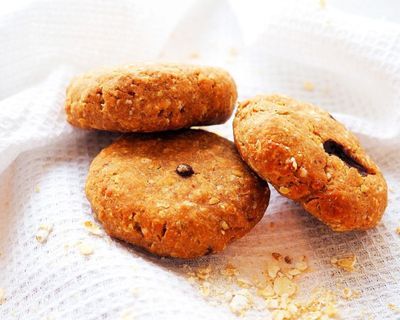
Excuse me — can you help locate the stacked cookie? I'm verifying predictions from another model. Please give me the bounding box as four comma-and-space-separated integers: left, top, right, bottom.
65, 64, 387, 259
66, 64, 270, 258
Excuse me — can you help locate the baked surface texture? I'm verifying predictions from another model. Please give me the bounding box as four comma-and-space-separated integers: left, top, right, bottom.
86, 129, 270, 258
233, 94, 387, 231
66, 64, 237, 132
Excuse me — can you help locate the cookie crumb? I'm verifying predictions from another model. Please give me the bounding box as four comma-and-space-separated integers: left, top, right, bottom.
185, 253, 341, 319
229, 289, 252, 316
195, 265, 212, 281
78, 242, 94, 256
273, 276, 297, 296
189, 52, 200, 59
388, 303, 400, 313
395, 227, 400, 235
83, 221, 102, 236
0, 288, 5, 304
199, 281, 211, 296
220, 220, 230, 230
229, 47, 238, 57
120, 309, 135, 320
331, 254, 357, 272
35, 224, 53, 243
294, 256, 308, 271
267, 263, 280, 279
342, 287, 360, 300
130, 288, 140, 297
303, 81, 315, 91
221, 263, 238, 277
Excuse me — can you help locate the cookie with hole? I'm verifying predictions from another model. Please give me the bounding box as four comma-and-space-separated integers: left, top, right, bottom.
85, 129, 270, 258
65, 63, 237, 132
233, 94, 387, 231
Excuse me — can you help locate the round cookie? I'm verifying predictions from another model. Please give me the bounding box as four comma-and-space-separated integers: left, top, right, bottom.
233, 94, 387, 231
86, 129, 270, 258
65, 63, 237, 132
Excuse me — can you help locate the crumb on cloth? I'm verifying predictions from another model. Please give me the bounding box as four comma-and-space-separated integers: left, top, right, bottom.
35, 224, 53, 243
331, 254, 357, 272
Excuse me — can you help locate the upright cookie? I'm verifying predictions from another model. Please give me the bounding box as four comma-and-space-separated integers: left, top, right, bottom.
86, 130, 269, 258
66, 64, 237, 132
233, 94, 387, 231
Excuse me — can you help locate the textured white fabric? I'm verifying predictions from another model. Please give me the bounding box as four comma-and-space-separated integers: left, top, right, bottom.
0, 0, 399, 319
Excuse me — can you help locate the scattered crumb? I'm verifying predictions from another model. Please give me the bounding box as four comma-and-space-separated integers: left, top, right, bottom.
221, 263, 238, 277
273, 276, 297, 297
303, 81, 315, 91
237, 277, 252, 288
130, 288, 140, 297
83, 220, 103, 236
342, 287, 361, 300
189, 52, 199, 59
229, 47, 238, 57
0, 288, 5, 304
34, 185, 40, 193
120, 309, 135, 320
388, 303, 400, 313
395, 227, 400, 235
183, 252, 340, 318
77, 242, 94, 256
267, 263, 280, 278
199, 281, 211, 296
35, 224, 53, 243
195, 265, 212, 281
229, 289, 252, 316
294, 256, 308, 271
331, 254, 357, 272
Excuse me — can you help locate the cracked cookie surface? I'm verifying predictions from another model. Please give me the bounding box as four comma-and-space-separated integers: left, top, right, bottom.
85, 129, 270, 258
65, 63, 237, 132
233, 94, 387, 231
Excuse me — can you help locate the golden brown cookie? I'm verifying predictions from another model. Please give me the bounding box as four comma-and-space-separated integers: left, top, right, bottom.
233, 94, 387, 231
86, 129, 269, 258
65, 64, 237, 132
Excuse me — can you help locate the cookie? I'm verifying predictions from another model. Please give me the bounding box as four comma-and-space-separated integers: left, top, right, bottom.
86, 129, 270, 258
65, 63, 237, 132
233, 94, 387, 231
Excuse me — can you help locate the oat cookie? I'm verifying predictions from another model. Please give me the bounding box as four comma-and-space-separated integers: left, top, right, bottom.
66, 64, 237, 132
86, 129, 269, 258
233, 94, 387, 231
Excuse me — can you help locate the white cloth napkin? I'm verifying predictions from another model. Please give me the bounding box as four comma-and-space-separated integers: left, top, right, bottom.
0, 0, 399, 319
